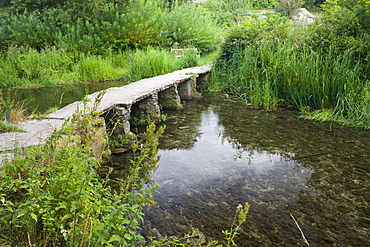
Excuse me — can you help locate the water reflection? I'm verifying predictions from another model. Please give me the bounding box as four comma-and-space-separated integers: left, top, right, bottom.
141, 93, 370, 246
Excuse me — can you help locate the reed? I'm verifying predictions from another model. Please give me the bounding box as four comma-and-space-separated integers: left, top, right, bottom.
211, 39, 369, 126
0, 46, 200, 89
74, 53, 117, 82
129, 47, 199, 81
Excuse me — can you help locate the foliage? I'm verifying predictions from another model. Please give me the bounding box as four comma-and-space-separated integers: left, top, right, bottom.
162, 3, 221, 52
129, 47, 199, 82
214, 14, 290, 67
0, 11, 60, 51
0, 102, 165, 246
249, 0, 278, 9
211, 15, 290, 94
146, 202, 250, 246
223, 203, 250, 246
0, 93, 25, 132
275, 0, 305, 18
306, 0, 370, 73
198, 0, 251, 27
0, 0, 220, 55
0, 47, 201, 88
211, 13, 370, 127
74, 53, 116, 82
0, 121, 24, 133
0, 46, 77, 88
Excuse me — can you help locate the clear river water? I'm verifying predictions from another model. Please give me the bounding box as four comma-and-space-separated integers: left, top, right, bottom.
138, 93, 370, 246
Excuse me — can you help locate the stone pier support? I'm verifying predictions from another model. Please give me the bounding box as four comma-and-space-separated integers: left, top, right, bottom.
158, 85, 183, 110
177, 74, 201, 100
103, 105, 132, 138
196, 73, 210, 93
131, 93, 161, 124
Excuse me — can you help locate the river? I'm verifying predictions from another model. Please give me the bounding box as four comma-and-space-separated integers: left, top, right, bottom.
5, 84, 370, 246
139, 93, 370, 246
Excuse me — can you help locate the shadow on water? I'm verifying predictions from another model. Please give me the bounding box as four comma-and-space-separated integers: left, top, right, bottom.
138, 93, 370, 246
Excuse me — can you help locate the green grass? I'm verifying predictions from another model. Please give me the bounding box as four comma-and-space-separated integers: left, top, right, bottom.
0, 47, 201, 89
211, 38, 370, 127
0, 121, 24, 133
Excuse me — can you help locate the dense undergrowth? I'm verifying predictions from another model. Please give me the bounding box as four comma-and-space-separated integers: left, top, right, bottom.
210, 0, 370, 128
0, 100, 164, 246
0, 0, 225, 89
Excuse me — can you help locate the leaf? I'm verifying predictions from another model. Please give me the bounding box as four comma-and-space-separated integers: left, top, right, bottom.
30, 212, 37, 222
124, 233, 133, 240
108, 234, 122, 243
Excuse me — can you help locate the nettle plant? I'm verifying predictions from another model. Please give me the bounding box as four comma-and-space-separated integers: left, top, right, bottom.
0, 99, 164, 246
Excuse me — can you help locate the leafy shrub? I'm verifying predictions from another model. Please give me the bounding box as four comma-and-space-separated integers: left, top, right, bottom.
0, 11, 60, 51
199, 0, 251, 27
305, 0, 370, 76
275, 0, 305, 18
250, 0, 278, 9
162, 4, 221, 53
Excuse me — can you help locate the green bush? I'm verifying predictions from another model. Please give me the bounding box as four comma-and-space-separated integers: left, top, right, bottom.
275, 0, 305, 17
306, 0, 370, 74
0, 11, 60, 51
250, 0, 278, 9
199, 0, 251, 27
162, 4, 221, 53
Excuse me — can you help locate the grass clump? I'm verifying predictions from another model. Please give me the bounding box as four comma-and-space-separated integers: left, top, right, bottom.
0, 90, 25, 133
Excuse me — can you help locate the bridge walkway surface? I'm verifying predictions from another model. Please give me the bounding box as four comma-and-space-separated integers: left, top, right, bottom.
0, 65, 211, 165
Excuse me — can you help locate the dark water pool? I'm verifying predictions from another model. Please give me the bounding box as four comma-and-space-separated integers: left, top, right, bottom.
2, 80, 127, 114
140, 93, 370, 246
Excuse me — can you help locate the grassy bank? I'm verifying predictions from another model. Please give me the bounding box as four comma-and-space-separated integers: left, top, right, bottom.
0, 47, 202, 89
210, 12, 370, 128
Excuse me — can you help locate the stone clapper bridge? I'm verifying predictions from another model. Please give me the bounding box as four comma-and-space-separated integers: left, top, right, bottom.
0, 65, 211, 165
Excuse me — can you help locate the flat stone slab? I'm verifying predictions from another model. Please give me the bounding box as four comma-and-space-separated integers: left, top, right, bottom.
0, 118, 65, 151
0, 65, 211, 166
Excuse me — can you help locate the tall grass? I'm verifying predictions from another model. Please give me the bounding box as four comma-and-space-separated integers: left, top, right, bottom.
211, 40, 369, 126
0, 47, 199, 89
74, 53, 117, 82
129, 47, 199, 81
